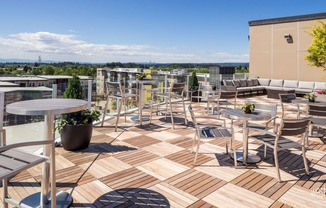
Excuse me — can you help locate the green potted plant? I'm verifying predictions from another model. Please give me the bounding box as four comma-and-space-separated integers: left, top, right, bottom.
189, 71, 201, 102
304, 91, 317, 102
56, 75, 100, 151
242, 102, 255, 114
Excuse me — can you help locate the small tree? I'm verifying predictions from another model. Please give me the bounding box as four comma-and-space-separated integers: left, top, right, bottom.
305, 20, 326, 71
64, 75, 83, 99
188, 71, 199, 90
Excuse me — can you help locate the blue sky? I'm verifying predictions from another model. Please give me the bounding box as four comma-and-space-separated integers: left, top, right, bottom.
0, 0, 325, 63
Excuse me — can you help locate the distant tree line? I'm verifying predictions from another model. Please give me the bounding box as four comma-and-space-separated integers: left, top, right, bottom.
0, 62, 249, 76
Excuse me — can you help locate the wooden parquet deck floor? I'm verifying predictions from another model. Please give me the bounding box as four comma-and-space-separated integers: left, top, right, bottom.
1, 95, 326, 207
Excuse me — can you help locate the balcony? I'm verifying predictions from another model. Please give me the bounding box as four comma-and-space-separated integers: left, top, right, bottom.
1, 94, 325, 207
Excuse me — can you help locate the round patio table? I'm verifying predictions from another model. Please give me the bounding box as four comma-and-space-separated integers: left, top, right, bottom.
220, 108, 271, 164
6, 98, 87, 208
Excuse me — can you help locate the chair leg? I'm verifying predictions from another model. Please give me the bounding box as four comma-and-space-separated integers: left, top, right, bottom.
182, 97, 187, 125
193, 135, 201, 165
232, 131, 238, 168
124, 99, 127, 122
2, 179, 8, 208
169, 97, 174, 129
101, 96, 110, 127
149, 93, 154, 124
191, 132, 197, 153
165, 99, 168, 121
302, 146, 310, 176
115, 99, 122, 132
264, 145, 267, 159
274, 149, 281, 182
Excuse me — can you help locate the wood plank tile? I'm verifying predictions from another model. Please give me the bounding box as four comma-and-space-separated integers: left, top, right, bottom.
114, 149, 159, 166
100, 167, 159, 190
187, 200, 218, 208
137, 158, 189, 181
165, 150, 212, 167
203, 183, 274, 208
279, 185, 326, 208
124, 135, 161, 148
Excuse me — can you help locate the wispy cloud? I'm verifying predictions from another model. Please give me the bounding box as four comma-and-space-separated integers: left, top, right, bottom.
0, 32, 248, 63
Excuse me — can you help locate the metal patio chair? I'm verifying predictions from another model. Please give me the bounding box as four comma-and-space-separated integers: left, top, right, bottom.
156, 82, 187, 129
101, 78, 138, 131
188, 105, 237, 166
0, 129, 56, 208
248, 117, 311, 182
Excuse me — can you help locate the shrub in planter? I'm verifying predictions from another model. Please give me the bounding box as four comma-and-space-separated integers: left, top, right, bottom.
189, 71, 201, 102
56, 75, 100, 151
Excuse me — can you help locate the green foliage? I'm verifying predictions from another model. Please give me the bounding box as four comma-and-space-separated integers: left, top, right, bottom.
55, 109, 100, 132
242, 102, 255, 112
64, 75, 84, 99
188, 71, 199, 90
305, 20, 326, 71
43, 65, 55, 75
235, 66, 249, 73
57, 75, 100, 133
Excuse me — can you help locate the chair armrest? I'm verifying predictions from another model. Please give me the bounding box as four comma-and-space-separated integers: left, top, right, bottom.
247, 127, 277, 137
265, 116, 278, 125
0, 140, 54, 152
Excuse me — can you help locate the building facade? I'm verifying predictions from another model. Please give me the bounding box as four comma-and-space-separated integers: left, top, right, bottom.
249, 12, 326, 81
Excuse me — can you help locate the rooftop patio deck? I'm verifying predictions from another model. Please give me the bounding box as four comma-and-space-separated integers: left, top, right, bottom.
2, 95, 326, 207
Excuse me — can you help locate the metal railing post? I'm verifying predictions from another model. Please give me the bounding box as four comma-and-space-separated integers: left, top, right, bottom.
164, 74, 168, 103
186, 75, 190, 99
0, 92, 3, 133
52, 84, 57, 98
88, 80, 92, 110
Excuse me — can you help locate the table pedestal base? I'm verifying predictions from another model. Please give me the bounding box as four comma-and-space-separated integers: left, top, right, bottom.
20, 190, 72, 208
230, 152, 261, 164
309, 133, 324, 138
131, 115, 150, 122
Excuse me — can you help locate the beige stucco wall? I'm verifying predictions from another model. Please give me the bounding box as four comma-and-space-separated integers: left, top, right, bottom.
249, 19, 326, 81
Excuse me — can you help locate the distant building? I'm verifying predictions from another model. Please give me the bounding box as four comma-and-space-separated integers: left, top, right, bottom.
249, 12, 326, 81
209, 66, 235, 88
96, 68, 146, 95
0, 75, 94, 97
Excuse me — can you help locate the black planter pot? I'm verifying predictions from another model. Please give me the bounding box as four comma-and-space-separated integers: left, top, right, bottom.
191, 91, 202, 102
60, 122, 93, 151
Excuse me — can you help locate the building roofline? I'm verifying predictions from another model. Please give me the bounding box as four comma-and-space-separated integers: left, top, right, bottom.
249, 12, 326, 26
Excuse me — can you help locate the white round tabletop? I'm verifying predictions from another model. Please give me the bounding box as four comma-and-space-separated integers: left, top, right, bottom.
292, 99, 326, 106
220, 108, 271, 121
6, 98, 88, 116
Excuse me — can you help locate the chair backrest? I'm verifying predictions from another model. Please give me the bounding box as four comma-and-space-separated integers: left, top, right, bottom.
279, 93, 296, 103
170, 82, 186, 93
279, 93, 297, 119
252, 102, 278, 118
199, 84, 212, 91
307, 104, 326, 117
106, 79, 124, 96
216, 91, 238, 109
188, 105, 201, 134
278, 117, 311, 136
